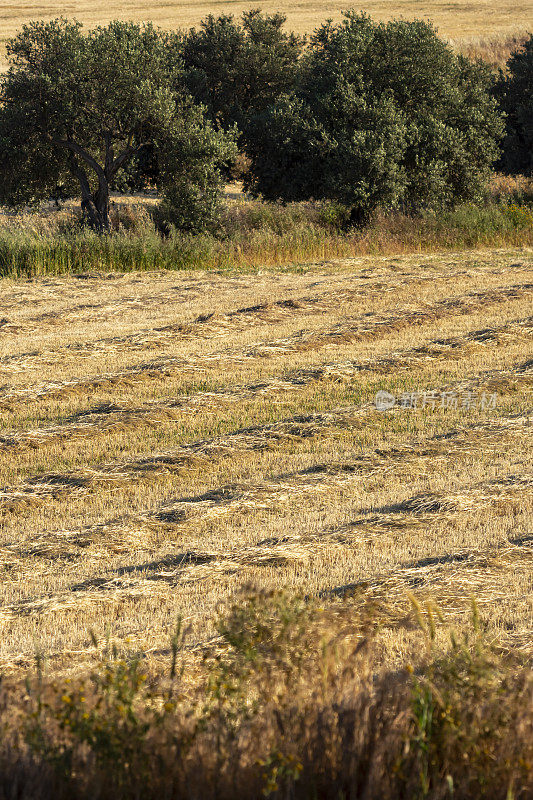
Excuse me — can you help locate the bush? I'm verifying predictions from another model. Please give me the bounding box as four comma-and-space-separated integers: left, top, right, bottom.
154, 98, 238, 234
246, 12, 504, 222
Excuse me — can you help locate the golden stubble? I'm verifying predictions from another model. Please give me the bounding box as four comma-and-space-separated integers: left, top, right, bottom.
0, 247, 531, 676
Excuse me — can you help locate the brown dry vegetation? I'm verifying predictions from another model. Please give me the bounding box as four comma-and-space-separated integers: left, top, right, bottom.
0, 247, 531, 796
457, 32, 529, 66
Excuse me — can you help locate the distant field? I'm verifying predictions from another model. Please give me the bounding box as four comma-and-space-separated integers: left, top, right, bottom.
0, 1, 530, 70
0, 248, 531, 677
0, 0, 531, 44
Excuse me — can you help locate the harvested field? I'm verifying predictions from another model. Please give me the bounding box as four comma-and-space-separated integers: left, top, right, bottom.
0, 1, 528, 51
1, 315, 530, 454
0, 247, 531, 678
2, 276, 532, 405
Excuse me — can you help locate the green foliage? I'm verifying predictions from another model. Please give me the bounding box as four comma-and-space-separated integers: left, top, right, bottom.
212, 590, 314, 690
502, 201, 533, 226
201, 589, 315, 753
154, 99, 238, 233
496, 35, 533, 175
0, 18, 235, 233
26, 656, 153, 787
24, 624, 195, 799
259, 748, 304, 797
317, 200, 352, 230
246, 12, 504, 220
180, 10, 304, 137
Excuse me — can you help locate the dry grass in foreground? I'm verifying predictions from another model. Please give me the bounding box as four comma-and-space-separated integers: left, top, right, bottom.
0, 591, 530, 800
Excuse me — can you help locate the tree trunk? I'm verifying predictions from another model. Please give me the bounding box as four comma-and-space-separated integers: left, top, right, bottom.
79, 184, 110, 233
66, 148, 111, 233
92, 173, 111, 233
349, 205, 372, 229
59, 134, 144, 234
80, 194, 101, 231
81, 195, 110, 233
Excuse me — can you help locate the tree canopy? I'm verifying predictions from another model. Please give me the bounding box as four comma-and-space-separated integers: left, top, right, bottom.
180, 10, 304, 135
245, 13, 503, 222
0, 12, 512, 233
0, 18, 236, 232
496, 35, 533, 176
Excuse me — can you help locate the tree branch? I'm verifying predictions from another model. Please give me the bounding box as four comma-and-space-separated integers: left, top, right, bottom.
66, 151, 92, 200
51, 137, 105, 179
111, 143, 145, 174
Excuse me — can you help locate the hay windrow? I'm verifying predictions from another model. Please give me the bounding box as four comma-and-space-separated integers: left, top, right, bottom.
246, 282, 533, 356
0, 354, 530, 518
329, 473, 533, 537
1, 281, 531, 407
1, 314, 531, 453
140, 444, 533, 532
7, 413, 531, 559
0, 532, 530, 647
333, 540, 533, 606
0, 271, 436, 370
2, 262, 525, 366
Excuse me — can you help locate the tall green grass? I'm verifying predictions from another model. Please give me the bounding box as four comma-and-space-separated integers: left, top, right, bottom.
0, 199, 532, 278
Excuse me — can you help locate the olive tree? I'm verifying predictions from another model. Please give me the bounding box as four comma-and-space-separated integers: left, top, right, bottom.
180, 10, 303, 135
246, 13, 503, 222
0, 19, 236, 232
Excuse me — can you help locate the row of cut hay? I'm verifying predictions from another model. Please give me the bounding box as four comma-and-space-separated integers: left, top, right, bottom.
118, 497, 533, 589
0, 274, 233, 332
0, 517, 530, 656
2, 258, 519, 363
0, 269, 424, 345
248, 281, 533, 356
1, 279, 531, 409
0, 347, 530, 514
329, 473, 533, 538
7, 410, 530, 559
327, 539, 533, 650
0, 321, 530, 461
140, 433, 533, 531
